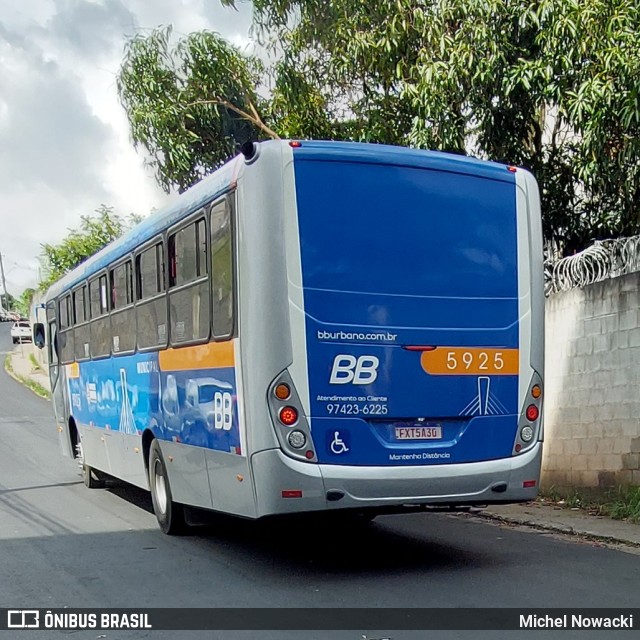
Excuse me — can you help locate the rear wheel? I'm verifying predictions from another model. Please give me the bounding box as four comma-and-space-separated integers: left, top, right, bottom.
149, 439, 186, 535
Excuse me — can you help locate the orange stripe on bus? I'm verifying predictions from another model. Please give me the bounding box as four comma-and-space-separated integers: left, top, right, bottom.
159, 341, 235, 372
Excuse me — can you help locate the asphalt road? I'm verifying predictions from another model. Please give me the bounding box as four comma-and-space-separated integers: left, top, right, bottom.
0, 321, 638, 640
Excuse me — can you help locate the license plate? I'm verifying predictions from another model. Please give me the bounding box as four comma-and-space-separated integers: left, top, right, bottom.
394, 425, 442, 440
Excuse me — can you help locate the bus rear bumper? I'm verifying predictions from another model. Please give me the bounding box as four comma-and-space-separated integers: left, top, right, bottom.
251, 443, 542, 517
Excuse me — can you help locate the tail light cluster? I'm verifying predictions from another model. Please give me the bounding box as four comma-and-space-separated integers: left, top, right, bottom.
513, 372, 543, 455
267, 370, 316, 462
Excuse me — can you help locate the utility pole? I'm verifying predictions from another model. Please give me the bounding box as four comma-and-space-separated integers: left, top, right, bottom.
0, 251, 8, 312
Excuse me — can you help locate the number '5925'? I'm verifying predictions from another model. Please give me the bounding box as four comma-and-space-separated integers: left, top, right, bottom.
446, 351, 504, 371
420, 347, 519, 376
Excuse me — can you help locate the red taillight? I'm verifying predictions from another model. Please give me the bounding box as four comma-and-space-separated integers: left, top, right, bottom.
403, 345, 437, 351
289, 141, 302, 148
282, 490, 303, 498
515, 443, 522, 452
507, 165, 517, 172
305, 450, 314, 460
523, 480, 537, 488
279, 406, 298, 426
526, 405, 539, 421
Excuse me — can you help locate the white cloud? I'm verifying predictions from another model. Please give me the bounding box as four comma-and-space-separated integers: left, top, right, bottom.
0, 0, 252, 295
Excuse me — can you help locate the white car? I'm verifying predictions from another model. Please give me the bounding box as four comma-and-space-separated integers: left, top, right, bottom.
11, 321, 32, 344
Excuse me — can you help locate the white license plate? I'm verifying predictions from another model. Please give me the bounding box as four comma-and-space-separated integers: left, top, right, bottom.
395, 426, 442, 440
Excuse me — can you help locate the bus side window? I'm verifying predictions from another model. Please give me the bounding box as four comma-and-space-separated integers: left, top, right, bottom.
136, 240, 167, 350
110, 260, 135, 355
210, 196, 235, 340
88, 274, 111, 358
72, 285, 90, 361
49, 322, 59, 365
167, 216, 210, 345
58, 294, 75, 364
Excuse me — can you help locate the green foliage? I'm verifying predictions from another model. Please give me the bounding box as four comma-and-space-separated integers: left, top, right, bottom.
607, 486, 640, 523
16, 288, 36, 317
543, 485, 640, 523
118, 26, 273, 193
28, 353, 43, 373
39, 206, 140, 291
4, 355, 51, 400
119, 1, 640, 254
248, 0, 640, 254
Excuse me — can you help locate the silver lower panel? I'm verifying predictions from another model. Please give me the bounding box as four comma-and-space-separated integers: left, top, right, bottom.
251, 443, 542, 517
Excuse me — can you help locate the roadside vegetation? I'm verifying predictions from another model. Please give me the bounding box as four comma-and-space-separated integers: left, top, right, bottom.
4, 355, 51, 400
28, 353, 44, 374
542, 487, 640, 524
118, 0, 640, 257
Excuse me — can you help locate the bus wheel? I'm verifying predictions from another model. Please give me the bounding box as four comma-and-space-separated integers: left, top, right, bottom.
149, 439, 186, 535
76, 439, 105, 489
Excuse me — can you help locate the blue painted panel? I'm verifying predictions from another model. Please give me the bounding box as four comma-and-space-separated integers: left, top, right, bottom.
294, 155, 520, 466
66, 353, 242, 455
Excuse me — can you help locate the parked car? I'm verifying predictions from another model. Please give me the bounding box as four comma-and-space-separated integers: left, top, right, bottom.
10, 321, 32, 344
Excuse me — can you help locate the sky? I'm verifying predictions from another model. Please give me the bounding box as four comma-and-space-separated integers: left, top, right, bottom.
0, 0, 253, 297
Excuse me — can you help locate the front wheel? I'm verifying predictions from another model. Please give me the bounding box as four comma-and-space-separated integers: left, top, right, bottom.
76, 439, 105, 489
149, 439, 186, 535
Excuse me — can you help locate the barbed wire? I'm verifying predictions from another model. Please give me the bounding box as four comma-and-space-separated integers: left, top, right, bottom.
545, 235, 640, 295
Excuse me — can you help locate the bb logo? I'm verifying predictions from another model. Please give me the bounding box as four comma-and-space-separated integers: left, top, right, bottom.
329, 355, 379, 385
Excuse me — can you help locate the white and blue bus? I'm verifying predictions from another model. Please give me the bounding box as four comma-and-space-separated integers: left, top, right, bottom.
35, 140, 544, 534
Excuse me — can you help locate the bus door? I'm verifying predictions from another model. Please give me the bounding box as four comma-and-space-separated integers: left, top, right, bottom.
46, 300, 72, 457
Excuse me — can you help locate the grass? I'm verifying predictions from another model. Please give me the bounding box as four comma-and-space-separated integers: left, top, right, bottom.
607, 486, 640, 522
4, 354, 51, 400
28, 353, 44, 373
541, 486, 640, 524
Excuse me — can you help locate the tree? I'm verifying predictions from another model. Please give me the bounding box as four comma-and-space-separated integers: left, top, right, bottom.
119, 0, 640, 255
118, 26, 275, 193
16, 288, 36, 318
247, 0, 640, 254
39, 206, 141, 291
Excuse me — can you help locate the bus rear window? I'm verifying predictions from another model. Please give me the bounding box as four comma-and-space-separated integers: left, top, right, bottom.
295, 161, 518, 299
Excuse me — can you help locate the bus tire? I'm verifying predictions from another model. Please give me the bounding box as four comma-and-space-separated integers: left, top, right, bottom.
75, 433, 105, 489
149, 439, 186, 535
83, 464, 106, 489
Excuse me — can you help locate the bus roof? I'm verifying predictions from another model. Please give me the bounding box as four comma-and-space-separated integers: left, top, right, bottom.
46, 140, 516, 299
46, 156, 241, 300
292, 140, 516, 184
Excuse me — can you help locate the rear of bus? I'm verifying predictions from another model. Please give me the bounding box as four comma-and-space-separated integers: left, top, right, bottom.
264, 141, 544, 513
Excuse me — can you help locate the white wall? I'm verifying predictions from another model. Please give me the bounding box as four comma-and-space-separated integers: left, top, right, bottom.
543, 272, 640, 489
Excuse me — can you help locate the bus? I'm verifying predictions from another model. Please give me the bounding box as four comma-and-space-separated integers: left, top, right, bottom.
34, 140, 544, 534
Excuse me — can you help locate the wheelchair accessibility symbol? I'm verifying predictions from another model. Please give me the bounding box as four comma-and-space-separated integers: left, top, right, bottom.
329, 430, 350, 455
